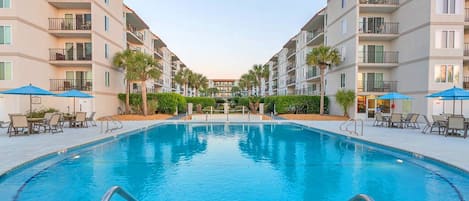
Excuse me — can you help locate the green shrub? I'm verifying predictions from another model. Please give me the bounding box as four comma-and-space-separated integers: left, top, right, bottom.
29, 108, 59, 118
118, 92, 186, 114
238, 97, 250, 107
185, 97, 216, 111
263, 95, 328, 114
215, 98, 226, 103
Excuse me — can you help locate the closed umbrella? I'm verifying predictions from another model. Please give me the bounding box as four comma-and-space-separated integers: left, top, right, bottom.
0, 84, 55, 117
426, 87, 469, 115
55, 89, 93, 114
376, 92, 413, 113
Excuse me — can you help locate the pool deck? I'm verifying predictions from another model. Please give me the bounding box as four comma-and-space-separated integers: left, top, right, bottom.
0, 120, 468, 176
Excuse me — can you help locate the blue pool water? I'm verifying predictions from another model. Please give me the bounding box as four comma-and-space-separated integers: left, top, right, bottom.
0, 123, 469, 201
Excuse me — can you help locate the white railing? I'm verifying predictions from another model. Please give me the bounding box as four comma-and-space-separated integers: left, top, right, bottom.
340, 118, 364, 136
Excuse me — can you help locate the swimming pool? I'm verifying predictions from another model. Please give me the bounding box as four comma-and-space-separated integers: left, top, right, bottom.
0, 123, 468, 201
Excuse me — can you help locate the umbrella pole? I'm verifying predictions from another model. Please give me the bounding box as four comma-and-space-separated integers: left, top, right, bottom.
74, 97, 76, 114
453, 99, 455, 115
30, 94, 32, 118
461, 100, 463, 115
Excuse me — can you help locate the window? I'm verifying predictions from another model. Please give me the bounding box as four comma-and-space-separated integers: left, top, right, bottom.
341, 20, 347, 34
435, 65, 458, 83
0, 62, 12, 80
342, 0, 345, 8
104, 0, 109, 5
104, 16, 109, 32
104, 43, 109, 59
0, 0, 10, 8
0, 26, 11, 44
442, 30, 455, 48
442, 0, 456, 14
340, 73, 346, 88
105, 72, 110, 87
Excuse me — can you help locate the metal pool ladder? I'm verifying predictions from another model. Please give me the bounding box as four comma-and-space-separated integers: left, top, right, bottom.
100, 116, 123, 133
349, 194, 375, 201
340, 118, 364, 136
101, 186, 138, 201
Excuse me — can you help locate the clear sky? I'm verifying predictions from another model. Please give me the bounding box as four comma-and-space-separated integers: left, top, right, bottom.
123, 0, 326, 79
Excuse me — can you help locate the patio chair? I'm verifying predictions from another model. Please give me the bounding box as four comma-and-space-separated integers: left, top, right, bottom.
7, 113, 22, 135
389, 113, 404, 128
373, 112, 386, 127
86, 112, 97, 127
10, 115, 29, 137
44, 114, 63, 134
72, 112, 87, 128
421, 115, 435, 134
445, 117, 467, 138
404, 114, 420, 129
432, 115, 447, 135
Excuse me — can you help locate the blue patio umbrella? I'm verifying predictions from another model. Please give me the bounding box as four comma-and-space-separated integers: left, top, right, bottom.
426, 87, 469, 115
0, 84, 56, 116
377, 92, 413, 112
440, 95, 469, 115
55, 90, 93, 114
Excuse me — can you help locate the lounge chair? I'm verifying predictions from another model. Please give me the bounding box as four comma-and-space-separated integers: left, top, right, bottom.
445, 117, 467, 138
404, 113, 420, 129
432, 115, 447, 135
86, 112, 96, 127
44, 114, 62, 134
72, 112, 87, 128
389, 113, 403, 128
10, 115, 29, 137
421, 115, 435, 134
373, 112, 386, 127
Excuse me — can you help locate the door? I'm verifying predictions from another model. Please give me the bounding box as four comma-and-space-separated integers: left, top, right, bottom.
64, 14, 73, 30
65, 43, 74, 60
367, 98, 376, 118
0, 96, 7, 121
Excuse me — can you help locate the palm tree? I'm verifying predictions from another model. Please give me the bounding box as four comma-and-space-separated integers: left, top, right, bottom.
231, 86, 241, 97
127, 51, 161, 116
240, 72, 256, 96
174, 68, 192, 96
113, 49, 137, 114
306, 45, 341, 115
190, 73, 208, 97
335, 89, 355, 117
207, 87, 219, 97
251, 64, 269, 95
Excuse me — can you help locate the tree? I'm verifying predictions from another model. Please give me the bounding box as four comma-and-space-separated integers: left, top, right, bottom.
190, 73, 208, 97
231, 86, 241, 97
335, 89, 355, 117
113, 49, 137, 114
239, 73, 256, 96
174, 68, 192, 96
207, 87, 219, 97
306, 45, 341, 115
251, 64, 269, 95
127, 51, 161, 116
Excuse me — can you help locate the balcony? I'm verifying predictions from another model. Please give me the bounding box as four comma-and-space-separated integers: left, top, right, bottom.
466, 8, 469, 22
358, 51, 399, 67
49, 48, 92, 67
131, 87, 158, 94
464, 43, 469, 57
48, 18, 91, 37
359, 0, 399, 13
287, 49, 296, 58
359, 22, 399, 41
464, 76, 469, 89
127, 25, 144, 44
287, 63, 295, 72
287, 77, 296, 86
357, 80, 397, 92
50, 79, 92, 91
306, 27, 324, 46
306, 69, 319, 80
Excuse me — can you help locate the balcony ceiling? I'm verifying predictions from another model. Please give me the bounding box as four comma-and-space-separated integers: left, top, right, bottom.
302, 15, 324, 32
359, 34, 399, 41
360, 5, 399, 13
126, 13, 149, 30
48, 0, 91, 9
49, 60, 92, 67
154, 39, 167, 48
49, 31, 91, 38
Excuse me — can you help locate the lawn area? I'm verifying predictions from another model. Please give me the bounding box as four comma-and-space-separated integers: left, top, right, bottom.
279, 114, 348, 121
102, 114, 174, 121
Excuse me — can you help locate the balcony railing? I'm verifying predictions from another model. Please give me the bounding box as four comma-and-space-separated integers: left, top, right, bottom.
465, 43, 469, 56
295, 88, 319, 96
465, 8, 469, 22
287, 64, 295, 71
49, 48, 92, 61
287, 49, 296, 58
464, 76, 469, 89
358, 80, 397, 92
49, 18, 92, 30
287, 78, 295, 85
127, 25, 144, 41
359, 22, 399, 34
131, 87, 157, 94
50, 79, 92, 91
358, 51, 398, 64
359, 0, 399, 5
306, 69, 318, 79
306, 27, 324, 41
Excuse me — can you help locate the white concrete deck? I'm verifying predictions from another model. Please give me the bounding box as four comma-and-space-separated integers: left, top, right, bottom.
0, 119, 468, 177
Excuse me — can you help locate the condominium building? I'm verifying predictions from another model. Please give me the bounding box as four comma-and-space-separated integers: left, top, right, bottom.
0, 0, 188, 121
264, 0, 469, 119
208, 79, 238, 98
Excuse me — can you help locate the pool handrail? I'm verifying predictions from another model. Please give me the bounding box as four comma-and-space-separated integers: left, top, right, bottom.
101, 186, 137, 201
349, 194, 375, 201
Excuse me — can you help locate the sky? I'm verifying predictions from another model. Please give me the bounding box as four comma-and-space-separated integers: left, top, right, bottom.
123, 0, 327, 79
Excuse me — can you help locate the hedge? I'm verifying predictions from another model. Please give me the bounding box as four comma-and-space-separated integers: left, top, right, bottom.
118, 93, 186, 114
263, 95, 328, 114
185, 97, 216, 110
